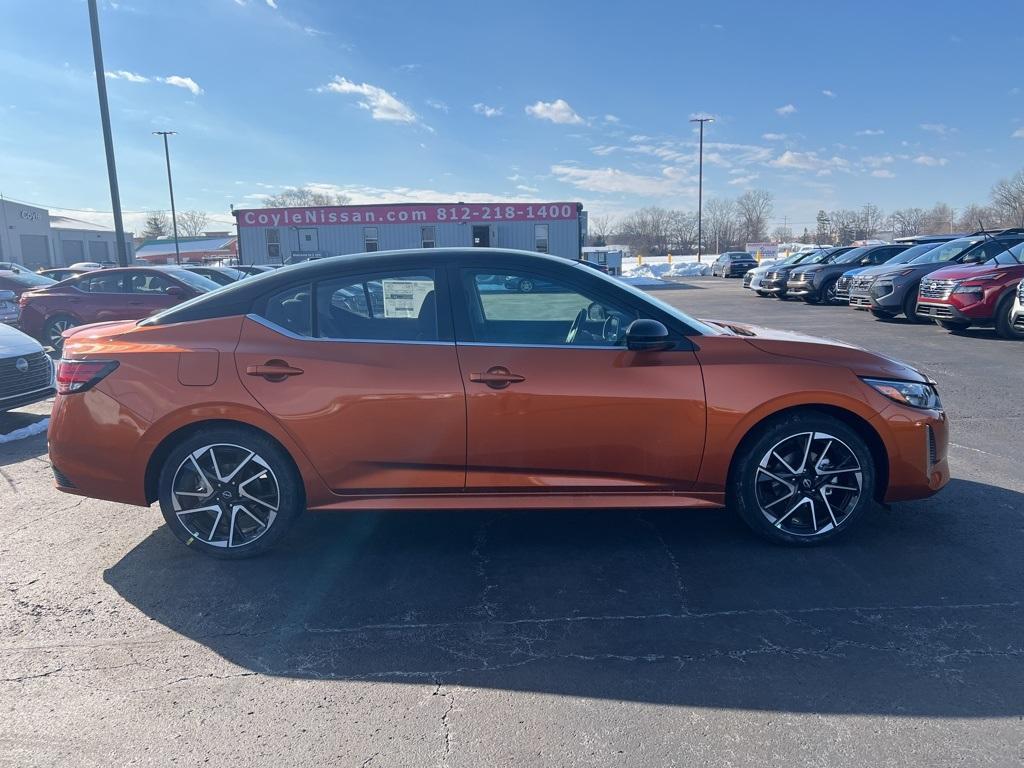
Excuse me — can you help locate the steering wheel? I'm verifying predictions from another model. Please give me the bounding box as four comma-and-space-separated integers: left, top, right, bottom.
602, 315, 621, 344
565, 308, 588, 345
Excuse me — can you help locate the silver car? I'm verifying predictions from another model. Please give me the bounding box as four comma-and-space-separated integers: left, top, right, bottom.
0, 320, 55, 412
1011, 279, 1024, 336
0, 289, 18, 326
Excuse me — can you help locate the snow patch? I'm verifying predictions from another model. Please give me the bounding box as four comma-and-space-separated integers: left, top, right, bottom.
0, 418, 49, 444
622, 261, 712, 279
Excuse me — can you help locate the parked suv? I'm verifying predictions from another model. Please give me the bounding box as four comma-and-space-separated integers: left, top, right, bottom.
848, 234, 991, 320
916, 230, 1024, 337
833, 242, 947, 304
743, 250, 824, 295
711, 251, 757, 277
760, 247, 852, 299
789, 244, 910, 304
18, 267, 219, 349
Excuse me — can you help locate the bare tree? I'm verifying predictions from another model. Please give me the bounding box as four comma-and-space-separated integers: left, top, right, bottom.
177, 210, 210, 238
618, 206, 675, 255
772, 225, 793, 243
667, 210, 698, 253
991, 169, 1024, 227
828, 209, 860, 245
587, 214, 616, 246
262, 186, 352, 208
704, 198, 739, 253
736, 189, 774, 243
955, 203, 997, 232
920, 202, 955, 235
858, 204, 886, 240
891, 207, 924, 238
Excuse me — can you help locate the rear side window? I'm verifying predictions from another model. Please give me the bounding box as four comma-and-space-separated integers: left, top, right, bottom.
77, 273, 124, 293
317, 271, 438, 342
262, 284, 312, 337
128, 272, 174, 293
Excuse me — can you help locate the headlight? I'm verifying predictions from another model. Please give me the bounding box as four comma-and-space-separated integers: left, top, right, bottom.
952, 283, 985, 298
863, 378, 942, 410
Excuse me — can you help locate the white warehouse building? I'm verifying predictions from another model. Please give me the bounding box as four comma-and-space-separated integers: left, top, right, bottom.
233, 201, 586, 264
0, 198, 132, 268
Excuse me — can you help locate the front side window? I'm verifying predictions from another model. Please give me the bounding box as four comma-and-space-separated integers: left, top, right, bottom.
421, 226, 436, 248
461, 268, 638, 347
535, 224, 549, 254
317, 271, 437, 342
364, 227, 379, 252
77, 273, 124, 293
128, 272, 174, 293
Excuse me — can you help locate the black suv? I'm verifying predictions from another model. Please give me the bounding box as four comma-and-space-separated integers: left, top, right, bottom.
787, 244, 911, 304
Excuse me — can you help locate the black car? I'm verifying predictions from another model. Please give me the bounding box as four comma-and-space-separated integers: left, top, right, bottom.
711, 251, 758, 277
760, 247, 853, 299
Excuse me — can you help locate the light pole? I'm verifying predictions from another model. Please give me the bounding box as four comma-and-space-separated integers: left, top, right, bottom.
689, 116, 714, 262
87, 0, 129, 266
153, 131, 181, 265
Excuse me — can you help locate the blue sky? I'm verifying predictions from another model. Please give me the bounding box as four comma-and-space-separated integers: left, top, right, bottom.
0, 0, 1022, 233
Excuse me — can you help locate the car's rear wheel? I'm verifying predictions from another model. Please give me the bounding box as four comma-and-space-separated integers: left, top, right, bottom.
44, 315, 78, 350
937, 319, 970, 333
731, 413, 876, 546
993, 292, 1023, 339
157, 426, 304, 559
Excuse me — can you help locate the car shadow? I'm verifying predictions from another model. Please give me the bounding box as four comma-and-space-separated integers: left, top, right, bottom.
104, 478, 1023, 717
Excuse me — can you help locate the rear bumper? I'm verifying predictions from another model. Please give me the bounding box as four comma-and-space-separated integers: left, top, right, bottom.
874, 405, 950, 503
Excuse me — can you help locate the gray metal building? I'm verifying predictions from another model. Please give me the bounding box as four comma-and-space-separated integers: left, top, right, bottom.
233, 201, 585, 265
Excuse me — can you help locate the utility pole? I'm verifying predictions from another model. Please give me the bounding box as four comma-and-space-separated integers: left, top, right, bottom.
153, 131, 181, 265
689, 116, 714, 261
87, 0, 129, 266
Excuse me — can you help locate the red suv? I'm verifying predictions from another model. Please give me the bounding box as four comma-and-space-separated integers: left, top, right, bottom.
18, 267, 219, 349
915, 231, 1024, 337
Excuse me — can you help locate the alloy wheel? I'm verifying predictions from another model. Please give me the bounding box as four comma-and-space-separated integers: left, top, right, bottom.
754, 431, 863, 537
47, 318, 75, 347
170, 443, 280, 549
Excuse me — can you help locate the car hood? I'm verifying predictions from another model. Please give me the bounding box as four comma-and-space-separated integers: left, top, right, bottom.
840, 266, 871, 278
0, 321, 45, 356
926, 263, 1024, 281
702, 320, 927, 382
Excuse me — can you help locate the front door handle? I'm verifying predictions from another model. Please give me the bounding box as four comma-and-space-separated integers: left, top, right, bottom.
469, 366, 525, 389
246, 360, 304, 382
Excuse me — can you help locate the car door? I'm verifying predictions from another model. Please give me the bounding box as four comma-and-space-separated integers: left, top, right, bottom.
71, 271, 129, 322
450, 260, 707, 492
234, 263, 467, 494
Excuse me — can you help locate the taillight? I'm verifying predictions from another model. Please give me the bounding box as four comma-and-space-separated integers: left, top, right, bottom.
56, 360, 119, 395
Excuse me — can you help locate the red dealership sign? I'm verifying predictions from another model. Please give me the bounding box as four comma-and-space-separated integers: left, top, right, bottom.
235, 202, 580, 228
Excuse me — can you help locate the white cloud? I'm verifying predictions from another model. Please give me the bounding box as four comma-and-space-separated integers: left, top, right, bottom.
769, 150, 850, 175
473, 103, 503, 118
856, 128, 885, 136
160, 75, 203, 95
775, 103, 797, 116
525, 98, 583, 125
550, 163, 690, 196
822, 89, 836, 98
589, 145, 617, 156
105, 70, 148, 82
762, 133, 786, 141
920, 123, 956, 135
265, 0, 277, 7
301, 182, 540, 206
397, 63, 420, 72
913, 155, 949, 167
516, 184, 540, 193
871, 169, 896, 178
426, 99, 448, 113
604, 114, 620, 123
1012, 127, 1024, 139
728, 173, 760, 186
319, 76, 421, 126
862, 154, 894, 168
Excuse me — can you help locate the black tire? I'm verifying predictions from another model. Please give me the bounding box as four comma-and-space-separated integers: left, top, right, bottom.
157, 426, 304, 559
518, 278, 535, 293
43, 315, 78, 351
993, 291, 1023, 339
870, 309, 896, 320
820, 277, 840, 305
902, 288, 927, 323
937, 319, 970, 333
729, 412, 876, 546
757, 291, 771, 297
803, 294, 819, 304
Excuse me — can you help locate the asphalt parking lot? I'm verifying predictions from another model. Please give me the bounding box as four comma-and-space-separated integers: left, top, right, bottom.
2, 277, 1022, 767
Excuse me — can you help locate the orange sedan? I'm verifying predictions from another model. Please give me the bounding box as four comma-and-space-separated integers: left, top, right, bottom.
48, 249, 949, 558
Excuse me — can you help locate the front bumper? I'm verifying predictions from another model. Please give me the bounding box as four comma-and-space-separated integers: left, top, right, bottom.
873, 404, 950, 503
760, 277, 790, 294
786, 278, 815, 297
915, 301, 990, 324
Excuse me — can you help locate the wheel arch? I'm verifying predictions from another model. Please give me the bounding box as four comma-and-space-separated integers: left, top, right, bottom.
725, 403, 890, 502
144, 418, 306, 506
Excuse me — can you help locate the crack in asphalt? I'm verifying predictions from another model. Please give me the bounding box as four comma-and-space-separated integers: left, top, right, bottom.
637, 511, 689, 615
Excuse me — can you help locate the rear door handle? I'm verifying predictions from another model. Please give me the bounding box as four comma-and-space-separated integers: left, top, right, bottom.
469, 366, 525, 389
246, 361, 304, 382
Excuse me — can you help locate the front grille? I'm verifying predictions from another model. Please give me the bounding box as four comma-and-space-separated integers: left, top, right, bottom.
0, 352, 51, 401
743, 273, 754, 287
851, 276, 876, 292
1014, 314, 1024, 329
836, 275, 853, 291
919, 278, 956, 300
765, 271, 781, 280
927, 426, 938, 467
917, 304, 954, 319
849, 296, 872, 308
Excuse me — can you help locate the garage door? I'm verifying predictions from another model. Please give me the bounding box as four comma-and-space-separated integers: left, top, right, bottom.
88, 240, 109, 262
63, 240, 84, 265
19, 234, 50, 270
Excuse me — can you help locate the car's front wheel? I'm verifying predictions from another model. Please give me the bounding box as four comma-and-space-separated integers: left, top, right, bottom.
993, 292, 1023, 340
157, 426, 304, 559
730, 413, 876, 546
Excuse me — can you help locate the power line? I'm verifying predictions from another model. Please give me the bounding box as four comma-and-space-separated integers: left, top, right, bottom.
0, 193, 234, 222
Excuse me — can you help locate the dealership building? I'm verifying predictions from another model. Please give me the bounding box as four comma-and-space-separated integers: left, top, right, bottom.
233, 201, 586, 264
0, 198, 132, 268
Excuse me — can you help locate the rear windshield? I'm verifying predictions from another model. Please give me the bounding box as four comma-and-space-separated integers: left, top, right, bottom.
164, 269, 221, 292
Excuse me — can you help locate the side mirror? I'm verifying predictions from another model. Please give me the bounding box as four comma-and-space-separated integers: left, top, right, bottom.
0, 290, 15, 301
165, 285, 185, 298
626, 319, 675, 352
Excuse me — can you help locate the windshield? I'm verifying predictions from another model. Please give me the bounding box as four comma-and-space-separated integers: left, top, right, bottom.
0, 270, 56, 287
887, 243, 938, 264
987, 240, 1024, 266
909, 237, 982, 264
831, 247, 871, 265
164, 269, 222, 292
799, 250, 833, 265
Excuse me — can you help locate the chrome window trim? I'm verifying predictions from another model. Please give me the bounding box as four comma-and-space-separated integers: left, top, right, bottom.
245, 313, 455, 347
455, 341, 628, 350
